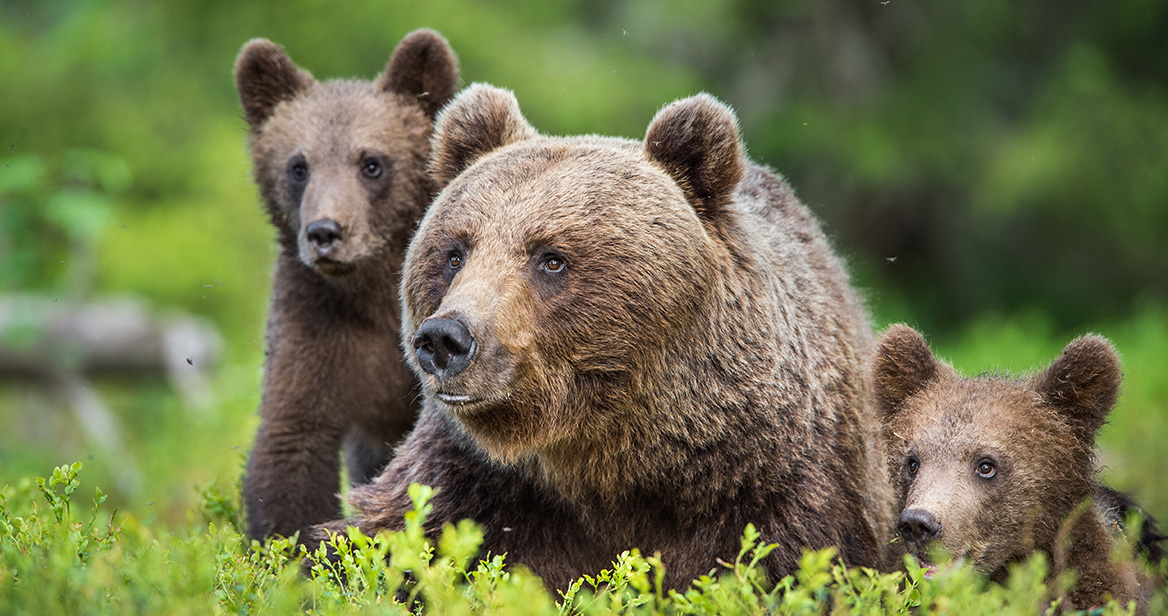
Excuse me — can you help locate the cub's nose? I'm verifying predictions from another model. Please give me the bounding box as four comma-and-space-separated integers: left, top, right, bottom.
898, 508, 942, 543
306, 219, 344, 252
413, 318, 477, 380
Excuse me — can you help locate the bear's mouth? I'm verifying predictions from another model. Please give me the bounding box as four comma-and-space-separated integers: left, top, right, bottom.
909, 550, 966, 580
432, 389, 507, 418
311, 257, 357, 277
436, 391, 479, 405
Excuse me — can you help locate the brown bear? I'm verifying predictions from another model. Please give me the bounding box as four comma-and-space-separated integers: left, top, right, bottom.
314, 84, 894, 589
234, 29, 459, 541
873, 324, 1163, 613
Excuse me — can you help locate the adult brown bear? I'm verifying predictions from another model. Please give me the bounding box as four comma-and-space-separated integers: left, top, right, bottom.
318, 84, 893, 589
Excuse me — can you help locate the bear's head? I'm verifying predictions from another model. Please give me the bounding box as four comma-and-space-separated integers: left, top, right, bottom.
872, 324, 1121, 579
234, 30, 458, 279
400, 84, 745, 463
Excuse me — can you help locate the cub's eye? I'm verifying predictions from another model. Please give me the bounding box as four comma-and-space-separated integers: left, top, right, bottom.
541, 255, 566, 274
976, 459, 997, 479
361, 157, 382, 179
448, 253, 463, 270
906, 457, 919, 477
289, 158, 309, 182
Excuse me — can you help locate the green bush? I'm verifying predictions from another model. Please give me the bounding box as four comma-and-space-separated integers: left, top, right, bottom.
2, 464, 1163, 615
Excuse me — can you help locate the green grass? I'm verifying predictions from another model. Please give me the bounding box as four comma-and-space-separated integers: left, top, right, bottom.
3, 463, 1163, 615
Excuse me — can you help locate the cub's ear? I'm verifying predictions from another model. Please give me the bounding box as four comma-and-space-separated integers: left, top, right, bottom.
378, 28, 460, 119
234, 39, 314, 130
644, 94, 746, 222
1031, 335, 1121, 440
429, 83, 537, 189
873, 325, 945, 422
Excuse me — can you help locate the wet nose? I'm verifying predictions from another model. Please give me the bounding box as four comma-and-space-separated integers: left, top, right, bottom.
413, 318, 477, 380
898, 508, 942, 543
306, 219, 343, 251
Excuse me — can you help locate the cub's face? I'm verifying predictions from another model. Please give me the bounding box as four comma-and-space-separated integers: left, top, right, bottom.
401, 85, 746, 462
873, 325, 1120, 580
886, 379, 1078, 578
234, 31, 458, 279
252, 88, 431, 276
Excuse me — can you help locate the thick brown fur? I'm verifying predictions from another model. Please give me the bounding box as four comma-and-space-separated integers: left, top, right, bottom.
314, 84, 894, 589
235, 29, 459, 541
874, 324, 1154, 613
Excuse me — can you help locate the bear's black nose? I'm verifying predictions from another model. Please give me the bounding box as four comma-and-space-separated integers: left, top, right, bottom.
898, 508, 942, 543
306, 219, 344, 252
413, 318, 477, 380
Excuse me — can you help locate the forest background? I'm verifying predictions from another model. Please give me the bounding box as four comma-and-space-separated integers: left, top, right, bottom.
2, 0, 1166, 547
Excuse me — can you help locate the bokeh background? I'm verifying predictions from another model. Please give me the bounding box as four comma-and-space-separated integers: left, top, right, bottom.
2, 1, 1166, 531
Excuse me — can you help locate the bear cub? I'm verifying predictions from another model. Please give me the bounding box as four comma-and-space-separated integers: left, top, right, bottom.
874, 324, 1164, 613
315, 84, 893, 589
234, 30, 459, 541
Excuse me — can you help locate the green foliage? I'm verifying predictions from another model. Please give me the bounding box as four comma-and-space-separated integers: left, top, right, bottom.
0, 150, 127, 294
2, 464, 1162, 615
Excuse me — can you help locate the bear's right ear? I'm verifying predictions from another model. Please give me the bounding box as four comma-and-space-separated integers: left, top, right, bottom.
1031, 335, 1121, 441
872, 325, 945, 422
378, 28, 460, 119
430, 83, 537, 189
644, 94, 746, 223
234, 39, 314, 130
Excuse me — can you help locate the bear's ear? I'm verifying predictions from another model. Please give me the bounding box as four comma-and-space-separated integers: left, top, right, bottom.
234, 39, 315, 130
430, 83, 537, 189
644, 94, 746, 222
1031, 335, 1121, 440
872, 325, 945, 422
378, 28, 460, 119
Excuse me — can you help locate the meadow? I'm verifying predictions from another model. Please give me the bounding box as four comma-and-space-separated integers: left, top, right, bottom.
2, 1, 1166, 612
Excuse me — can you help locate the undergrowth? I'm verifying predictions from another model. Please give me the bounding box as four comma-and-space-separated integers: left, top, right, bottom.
1, 463, 1164, 615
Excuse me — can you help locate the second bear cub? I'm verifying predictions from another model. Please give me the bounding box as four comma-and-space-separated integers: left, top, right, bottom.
873, 324, 1153, 613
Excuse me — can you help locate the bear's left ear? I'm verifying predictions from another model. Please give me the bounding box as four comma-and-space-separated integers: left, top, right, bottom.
429, 83, 537, 189
234, 39, 315, 130
378, 28, 460, 119
1031, 335, 1121, 440
644, 94, 746, 222
872, 325, 947, 423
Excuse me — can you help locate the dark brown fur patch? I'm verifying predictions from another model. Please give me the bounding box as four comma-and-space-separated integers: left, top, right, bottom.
643, 94, 745, 221
1031, 335, 1122, 442
379, 29, 460, 118
234, 39, 315, 130
872, 324, 946, 422
429, 84, 538, 189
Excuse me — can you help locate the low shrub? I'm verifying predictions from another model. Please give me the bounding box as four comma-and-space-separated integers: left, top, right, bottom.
1, 464, 1163, 615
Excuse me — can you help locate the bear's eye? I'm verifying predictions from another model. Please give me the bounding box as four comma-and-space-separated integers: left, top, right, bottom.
541, 255, 567, 274
906, 457, 919, 477
976, 459, 997, 479
288, 157, 309, 182
361, 157, 382, 179
448, 253, 463, 270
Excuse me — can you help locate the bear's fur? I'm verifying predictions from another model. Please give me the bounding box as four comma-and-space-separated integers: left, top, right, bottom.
874, 324, 1160, 613
315, 84, 894, 589
235, 30, 459, 540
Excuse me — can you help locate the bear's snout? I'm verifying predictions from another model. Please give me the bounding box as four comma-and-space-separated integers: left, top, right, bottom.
413, 317, 477, 380
305, 218, 344, 255
898, 508, 942, 544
